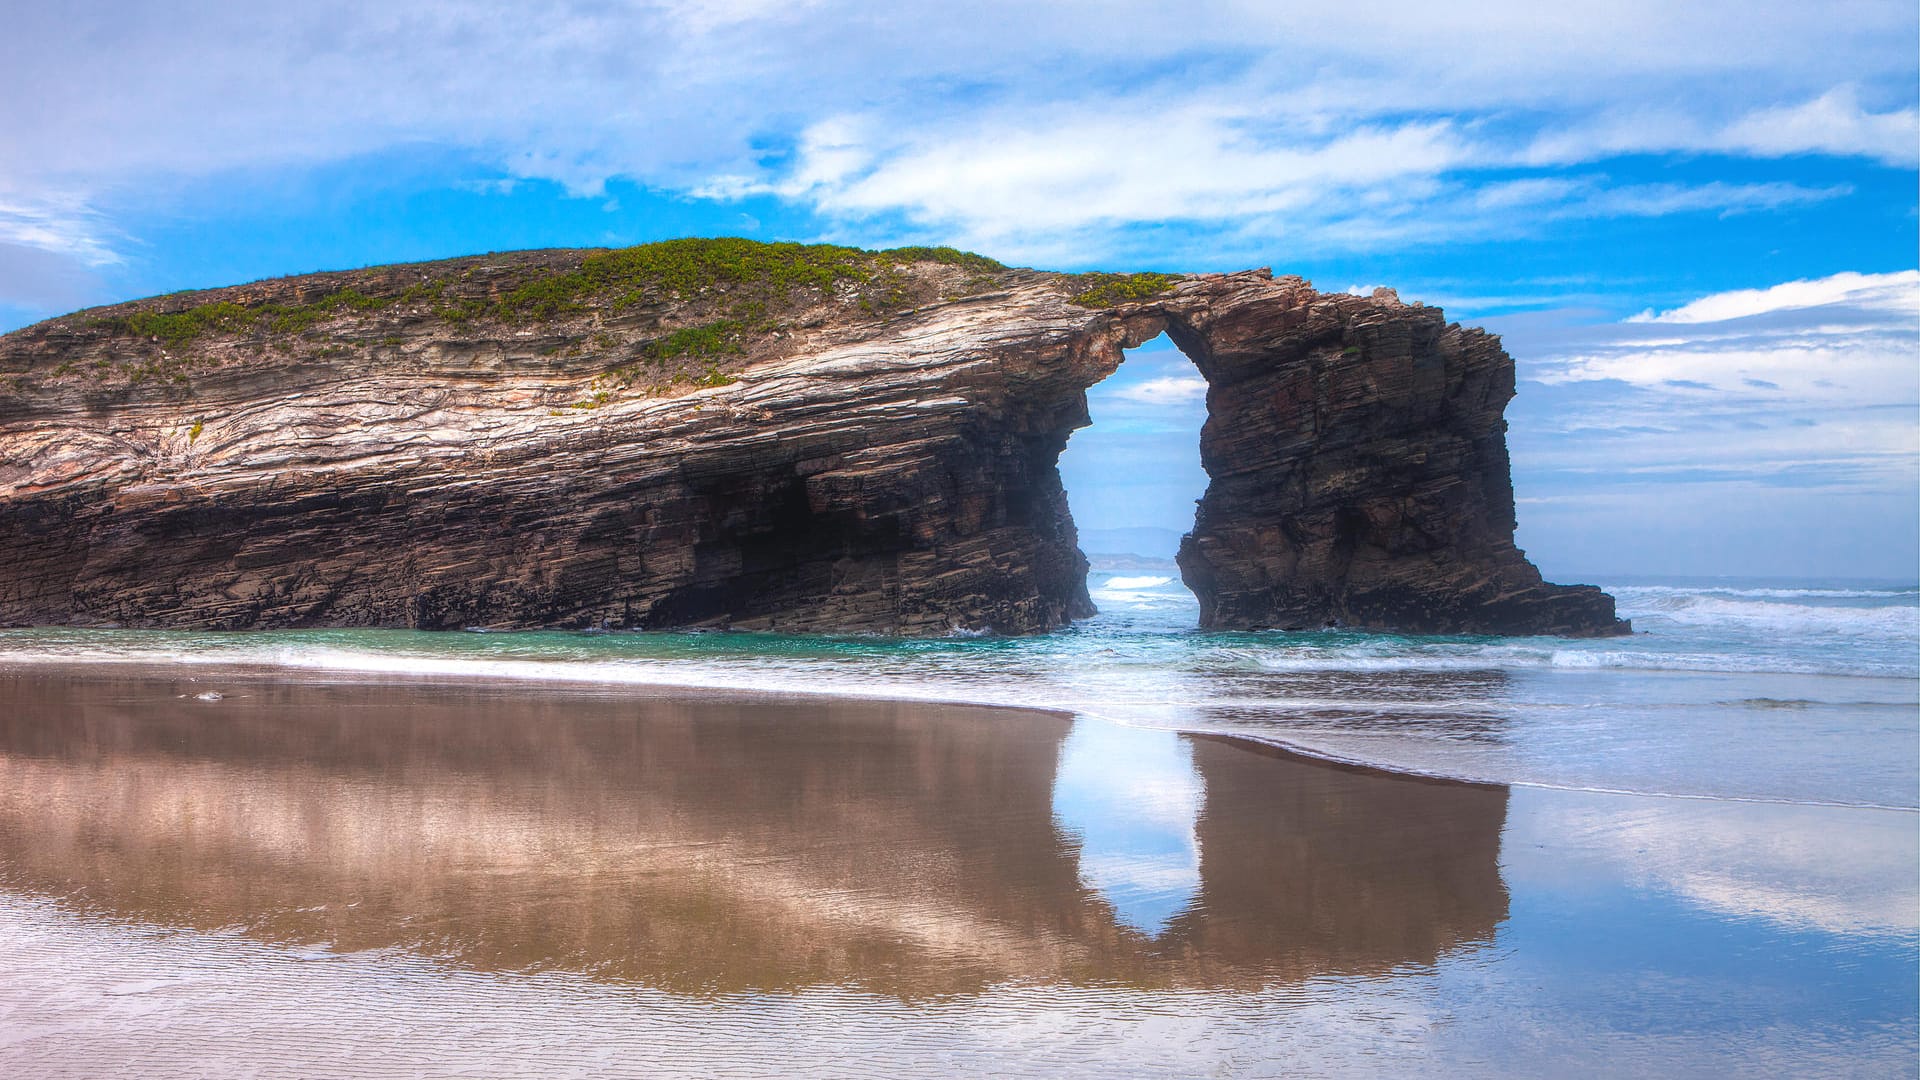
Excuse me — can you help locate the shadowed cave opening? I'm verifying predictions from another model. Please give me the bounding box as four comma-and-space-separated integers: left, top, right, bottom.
1057, 332, 1210, 626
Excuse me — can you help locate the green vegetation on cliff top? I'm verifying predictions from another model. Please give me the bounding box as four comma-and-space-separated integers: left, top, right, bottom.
1065, 272, 1180, 308
0, 237, 1167, 400
109, 284, 443, 345
80, 239, 1178, 348
89, 239, 1021, 345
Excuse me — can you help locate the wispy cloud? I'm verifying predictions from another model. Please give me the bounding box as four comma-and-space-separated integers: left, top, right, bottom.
1512, 796, 1920, 937
1112, 375, 1209, 407
0, 189, 121, 312
1713, 87, 1920, 165
0, 2, 1912, 270
772, 111, 1471, 224
1504, 270, 1920, 504
1524, 87, 1920, 168
1627, 269, 1920, 324
1534, 270, 1918, 403
703, 101, 1865, 263
0, 190, 122, 268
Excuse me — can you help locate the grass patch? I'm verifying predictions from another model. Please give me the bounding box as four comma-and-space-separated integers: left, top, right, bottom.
1067, 272, 1180, 308
859, 269, 916, 315
95, 283, 445, 345
494, 238, 882, 322
648, 320, 744, 361
694, 364, 737, 388
483, 239, 1009, 323
110, 302, 254, 344
879, 246, 1007, 274
88, 240, 1012, 348
75, 240, 1017, 395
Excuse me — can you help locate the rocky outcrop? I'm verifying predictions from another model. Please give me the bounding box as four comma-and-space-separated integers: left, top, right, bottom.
1160, 275, 1628, 635
0, 240, 1624, 636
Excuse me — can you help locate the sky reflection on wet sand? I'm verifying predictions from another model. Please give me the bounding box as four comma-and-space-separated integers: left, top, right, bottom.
0, 669, 1911, 1076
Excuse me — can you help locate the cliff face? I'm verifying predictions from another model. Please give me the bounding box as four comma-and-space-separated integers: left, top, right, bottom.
1158, 274, 1627, 635
0, 240, 1625, 636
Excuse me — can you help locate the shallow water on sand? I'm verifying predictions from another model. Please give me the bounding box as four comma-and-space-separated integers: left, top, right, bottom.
0, 670, 1912, 1077
1, 573, 1912, 808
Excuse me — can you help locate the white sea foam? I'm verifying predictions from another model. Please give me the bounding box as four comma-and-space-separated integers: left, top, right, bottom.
1100, 576, 1174, 591
1230, 645, 1849, 677
1612, 584, 1916, 601
1620, 593, 1919, 636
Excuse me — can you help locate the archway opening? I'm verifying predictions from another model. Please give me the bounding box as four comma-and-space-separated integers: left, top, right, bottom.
1057, 332, 1209, 629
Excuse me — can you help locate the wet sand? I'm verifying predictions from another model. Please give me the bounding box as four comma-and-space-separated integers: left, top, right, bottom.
0, 666, 1913, 1077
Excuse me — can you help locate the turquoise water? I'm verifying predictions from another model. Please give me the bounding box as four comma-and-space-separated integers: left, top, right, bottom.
1, 568, 1914, 808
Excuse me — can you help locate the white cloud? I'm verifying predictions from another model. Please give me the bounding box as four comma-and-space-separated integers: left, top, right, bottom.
1713, 87, 1920, 165
1458, 176, 1850, 230
1531, 270, 1919, 398
1524, 87, 1920, 168
1512, 796, 1920, 937
1502, 269, 1920, 507
1110, 375, 1209, 407
718, 104, 1864, 263
712, 106, 1480, 254
1627, 269, 1920, 324
1538, 342, 1916, 405
0, 189, 120, 313
0, 191, 121, 268
1571, 181, 1851, 218
0, 2, 1912, 270
1314, 177, 1851, 259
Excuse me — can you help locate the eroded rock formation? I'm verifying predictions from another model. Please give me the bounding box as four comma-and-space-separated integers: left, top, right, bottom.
0, 240, 1624, 636
1160, 274, 1628, 635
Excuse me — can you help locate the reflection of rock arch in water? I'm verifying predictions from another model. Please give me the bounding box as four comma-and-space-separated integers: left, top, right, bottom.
0, 671, 1508, 996
1162, 737, 1509, 982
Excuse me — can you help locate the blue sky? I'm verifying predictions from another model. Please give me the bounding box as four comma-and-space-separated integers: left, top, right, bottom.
2, 2, 1914, 579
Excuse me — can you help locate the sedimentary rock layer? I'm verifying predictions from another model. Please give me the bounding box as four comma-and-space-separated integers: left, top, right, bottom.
1160, 274, 1627, 635
0, 241, 1625, 636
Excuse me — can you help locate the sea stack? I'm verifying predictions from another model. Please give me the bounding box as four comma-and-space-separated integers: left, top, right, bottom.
0, 240, 1626, 637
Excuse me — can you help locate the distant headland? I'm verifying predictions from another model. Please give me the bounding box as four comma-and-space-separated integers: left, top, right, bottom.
0, 238, 1625, 637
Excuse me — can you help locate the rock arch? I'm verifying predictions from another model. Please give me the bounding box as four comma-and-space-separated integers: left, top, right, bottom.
0, 254, 1625, 636
1135, 271, 1626, 635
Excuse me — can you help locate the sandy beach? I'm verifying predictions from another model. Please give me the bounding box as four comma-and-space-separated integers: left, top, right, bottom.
0, 666, 1912, 1077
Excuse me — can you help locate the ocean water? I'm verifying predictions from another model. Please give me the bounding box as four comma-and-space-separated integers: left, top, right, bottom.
0, 567, 1914, 809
